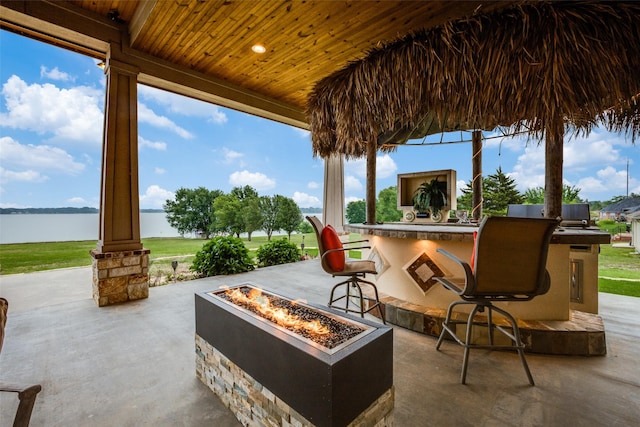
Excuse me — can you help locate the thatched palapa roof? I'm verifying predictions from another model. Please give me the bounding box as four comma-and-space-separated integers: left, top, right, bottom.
307, 1, 640, 159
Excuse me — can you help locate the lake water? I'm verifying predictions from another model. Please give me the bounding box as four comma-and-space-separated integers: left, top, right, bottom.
0, 213, 323, 244
0, 213, 181, 244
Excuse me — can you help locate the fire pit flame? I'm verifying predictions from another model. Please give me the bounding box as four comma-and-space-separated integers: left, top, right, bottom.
225, 287, 331, 336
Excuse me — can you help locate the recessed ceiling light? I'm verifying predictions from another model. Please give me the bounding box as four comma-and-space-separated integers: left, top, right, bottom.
251, 44, 266, 54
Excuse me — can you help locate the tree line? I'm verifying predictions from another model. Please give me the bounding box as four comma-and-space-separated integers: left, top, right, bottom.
346, 167, 629, 223
163, 186, 303, 240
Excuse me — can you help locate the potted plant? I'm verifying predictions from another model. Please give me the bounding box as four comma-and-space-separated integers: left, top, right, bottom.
412, 177, 447, 222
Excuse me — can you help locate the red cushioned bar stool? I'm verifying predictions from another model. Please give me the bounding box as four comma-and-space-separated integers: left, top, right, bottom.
306, 216, 385, 324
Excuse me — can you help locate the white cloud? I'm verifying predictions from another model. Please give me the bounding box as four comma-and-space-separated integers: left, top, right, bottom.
40, 66, 74, 82
307, 181, 319, 189
139, 136, 167, 151
0, 136, 85, 179
139, 185, 175, 209
209, 109, 228, 125
377, 155, 398, 178
0, 75, 103, 145
292, 191, 321, 208
572, 175, 609, 194
570, 166, 640, 198
67, 196, 86, 204
563, 137, 619, 170
456, 179, 467, 194
483, 129, 529, 152
344, 175, 363, 192
138, 102, 193, 139
138, 85, 227, 124
154, 167, 166, 175
294, 128, 310, 138
509, 144, 548, 192
345, 154, 397, 179
229, 170, 276, 190
345, 196, 364, 205
222, 147, 244, 163
0, 167, 48, 184
508, 130, 631, 198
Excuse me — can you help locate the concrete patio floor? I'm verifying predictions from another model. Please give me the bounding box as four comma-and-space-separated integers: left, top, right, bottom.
1, 260, 639, 426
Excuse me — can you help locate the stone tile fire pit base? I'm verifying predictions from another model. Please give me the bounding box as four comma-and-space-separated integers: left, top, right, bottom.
195, 286, 394, 427
196, 335, 394, 426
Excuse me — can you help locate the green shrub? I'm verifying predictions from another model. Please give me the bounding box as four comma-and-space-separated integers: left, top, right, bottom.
255, 238, 301, 267
190, 236, 255, 277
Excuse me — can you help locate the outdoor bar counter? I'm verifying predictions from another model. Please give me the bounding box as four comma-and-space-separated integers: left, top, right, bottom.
343, 222, 611, 355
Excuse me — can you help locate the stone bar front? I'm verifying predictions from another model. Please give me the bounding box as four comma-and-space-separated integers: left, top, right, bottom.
195, 285, 394, 427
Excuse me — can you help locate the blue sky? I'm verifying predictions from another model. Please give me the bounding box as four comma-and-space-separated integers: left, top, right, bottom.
1, 30, 638, 210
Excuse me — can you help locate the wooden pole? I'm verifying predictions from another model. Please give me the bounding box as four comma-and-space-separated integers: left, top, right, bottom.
544, 117, 564, 219
366, 139, 377, 224
471, 130, 483, 221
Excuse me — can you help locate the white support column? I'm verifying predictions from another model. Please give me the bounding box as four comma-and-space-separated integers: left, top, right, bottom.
323, 154, 345, 232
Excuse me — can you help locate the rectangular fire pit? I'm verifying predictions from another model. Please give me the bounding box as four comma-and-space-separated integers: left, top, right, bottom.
195, 283, 393, 427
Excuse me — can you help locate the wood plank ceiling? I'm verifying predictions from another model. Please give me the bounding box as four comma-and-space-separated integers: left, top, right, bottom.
68, 0, 508, 115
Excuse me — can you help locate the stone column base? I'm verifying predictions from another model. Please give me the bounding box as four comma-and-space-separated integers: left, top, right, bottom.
90, 249, 150, 307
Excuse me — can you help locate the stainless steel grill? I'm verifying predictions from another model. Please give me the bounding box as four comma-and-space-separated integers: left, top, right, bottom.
507, 203, 591, 227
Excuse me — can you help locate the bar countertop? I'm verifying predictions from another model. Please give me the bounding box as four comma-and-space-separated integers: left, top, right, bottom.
344, 222, 611, 245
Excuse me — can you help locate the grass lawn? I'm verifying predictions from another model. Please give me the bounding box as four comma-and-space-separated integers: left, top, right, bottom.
598, 278, 640, 297
0, 233, 321, 276
1, 234, 636, 297
595, 220, 630, 235
598, 243, 640, 297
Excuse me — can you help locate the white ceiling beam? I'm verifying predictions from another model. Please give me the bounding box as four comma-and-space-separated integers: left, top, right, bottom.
129, 0, 158, 46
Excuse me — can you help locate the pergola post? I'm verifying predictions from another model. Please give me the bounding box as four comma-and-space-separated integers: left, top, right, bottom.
90, 42, 149, 307
323, 154, 345, 232
365, 139, 377, 224
471, 130, 483, 221
544, 117, 564, 219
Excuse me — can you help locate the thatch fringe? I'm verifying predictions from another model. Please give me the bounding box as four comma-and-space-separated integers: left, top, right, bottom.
307, 1, 640, 158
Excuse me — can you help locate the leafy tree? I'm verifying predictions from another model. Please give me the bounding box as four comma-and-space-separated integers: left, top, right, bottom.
456, 185, 473, 212
376, 186, 403, 222
298, 221, 313, 234
524, 185, 583, 205
227, 186, 262, 241
523, 187, 545, 205
242, 197, 263, 241
213, 194, 244, 237
163, 187, 222, 238
276, 196, 303, 240
230, 185, 259, 201
456, 167, 523, 216
260, 195, 281, 240
346, 200, 366, 223
255, 238, 301, 267
482, 167, 524, 215
588, 200, 606, 212
190, 236, 254, 277
562, 185, 583, 204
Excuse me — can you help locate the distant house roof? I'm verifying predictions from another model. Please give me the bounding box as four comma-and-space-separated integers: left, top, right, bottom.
601, 196, 640, 214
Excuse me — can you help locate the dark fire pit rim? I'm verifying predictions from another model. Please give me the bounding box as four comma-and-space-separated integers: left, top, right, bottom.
204, 282, 378, 355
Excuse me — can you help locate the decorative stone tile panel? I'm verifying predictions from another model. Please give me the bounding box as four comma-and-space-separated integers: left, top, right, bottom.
403, 251, 445, 294
195, 334, 394, 427
365, 291, 606, 356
